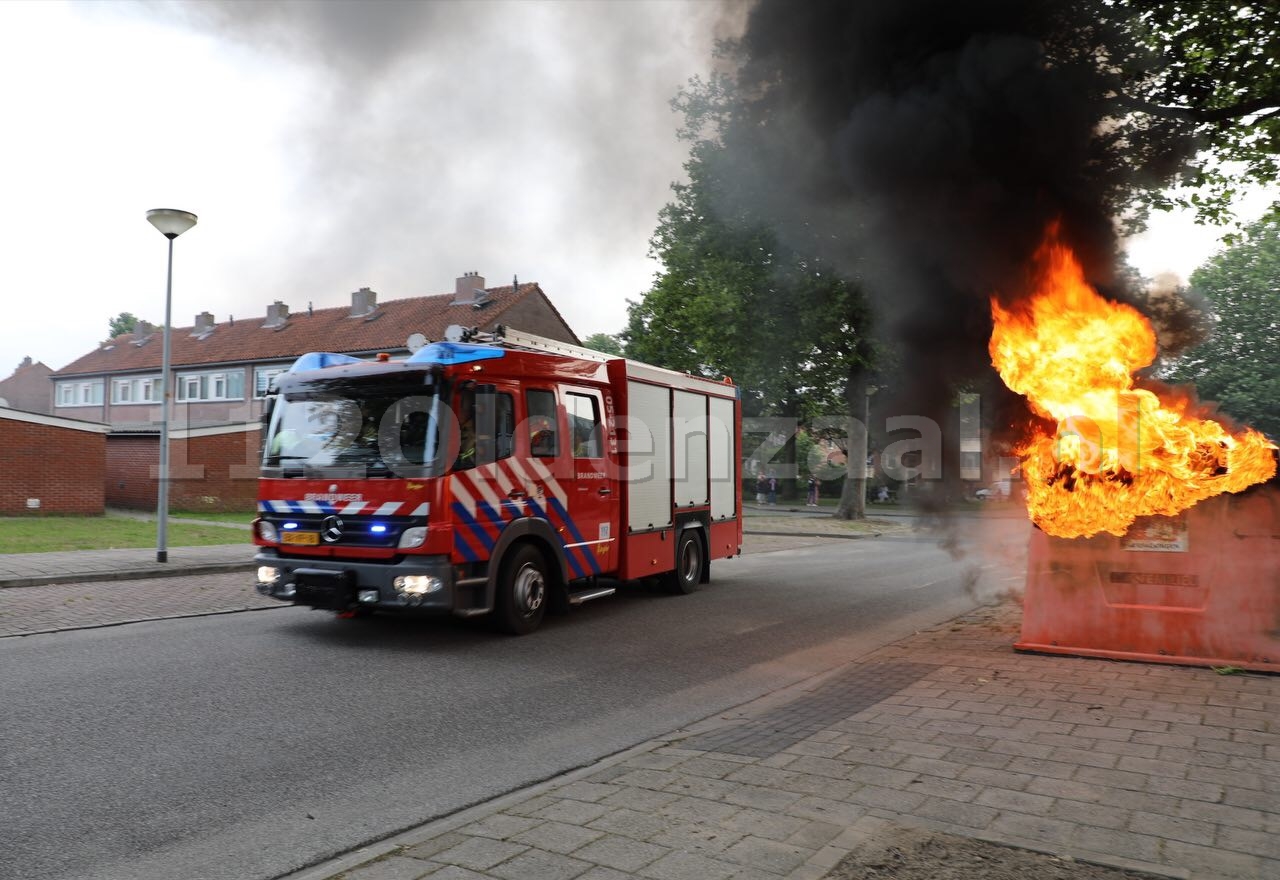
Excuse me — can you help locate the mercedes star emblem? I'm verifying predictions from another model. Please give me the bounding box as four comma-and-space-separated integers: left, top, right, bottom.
321, 515, 344, 543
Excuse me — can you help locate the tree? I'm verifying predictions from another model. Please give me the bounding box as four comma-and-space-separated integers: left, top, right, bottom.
581, 333, 623, 356
108, 312, 139, 338
1099, 0, 1280, 226
623, 79, 879, 514
1161, 214, 1280, 439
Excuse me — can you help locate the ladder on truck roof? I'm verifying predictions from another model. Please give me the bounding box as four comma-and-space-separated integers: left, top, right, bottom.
449, 324, 615, 363
447, 324, 738, 397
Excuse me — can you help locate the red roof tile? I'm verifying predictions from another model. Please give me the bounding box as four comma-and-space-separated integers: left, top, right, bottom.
55, 284, 568, 377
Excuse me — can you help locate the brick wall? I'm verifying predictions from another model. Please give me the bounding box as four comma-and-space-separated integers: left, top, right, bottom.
0, 418, 105, 515
106, 427, 260, 513
173, 428, 260, 512
0, 361, 54, 414
496, 291, 579, 342
105, 435, 160, 510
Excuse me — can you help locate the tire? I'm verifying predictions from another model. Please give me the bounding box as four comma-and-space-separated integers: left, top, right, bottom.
494, 543, 549, 635
662, 529, 704, 595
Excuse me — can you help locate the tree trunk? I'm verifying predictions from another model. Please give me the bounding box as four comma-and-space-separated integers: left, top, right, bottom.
834, 368, 868, 520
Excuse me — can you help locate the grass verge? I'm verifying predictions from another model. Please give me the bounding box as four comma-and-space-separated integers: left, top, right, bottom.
0, 515, 250, 555
169, 511, 256, 524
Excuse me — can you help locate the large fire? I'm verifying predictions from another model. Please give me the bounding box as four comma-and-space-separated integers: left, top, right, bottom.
989, 226, 1276, 539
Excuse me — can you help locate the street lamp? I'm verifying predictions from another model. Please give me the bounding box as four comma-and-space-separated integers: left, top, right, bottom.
146, 208, 198, 563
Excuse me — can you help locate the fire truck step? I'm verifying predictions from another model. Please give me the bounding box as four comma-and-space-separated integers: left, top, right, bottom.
566, 586, 617, 606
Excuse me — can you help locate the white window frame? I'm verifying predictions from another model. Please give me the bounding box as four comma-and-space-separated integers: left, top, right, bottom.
110, 375, 161, 406
176, 369, 246, 403
55, 379, 104, 407
253, 366, 287, 398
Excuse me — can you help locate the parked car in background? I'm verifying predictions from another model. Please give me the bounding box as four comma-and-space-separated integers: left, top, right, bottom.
975, 480, 1011, 501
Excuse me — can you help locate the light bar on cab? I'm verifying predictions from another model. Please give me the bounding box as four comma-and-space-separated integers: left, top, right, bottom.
407, 342, 506, 366
289, 351, 364, 372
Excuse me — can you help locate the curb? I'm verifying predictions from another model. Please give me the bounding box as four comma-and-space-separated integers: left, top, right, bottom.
0, 562, 256, 590
743, 529, 881, 540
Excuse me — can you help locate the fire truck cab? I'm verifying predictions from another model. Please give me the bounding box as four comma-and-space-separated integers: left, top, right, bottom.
253, 327, 742, 634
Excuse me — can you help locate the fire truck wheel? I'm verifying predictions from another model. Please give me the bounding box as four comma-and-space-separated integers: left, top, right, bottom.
495, 543, 549, 635
663, 529, 704, 595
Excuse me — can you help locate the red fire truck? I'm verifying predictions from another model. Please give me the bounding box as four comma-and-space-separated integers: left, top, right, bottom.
253, 327, 742, 634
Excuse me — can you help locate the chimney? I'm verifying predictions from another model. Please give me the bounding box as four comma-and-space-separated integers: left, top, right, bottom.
20, 356, 32, 368
192, 311, 215, 335
454, 271, 487, 305
351, 287, 377, 317
264, 300, 289, 328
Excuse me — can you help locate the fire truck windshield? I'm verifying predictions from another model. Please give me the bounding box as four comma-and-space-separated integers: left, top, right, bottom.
262, 376, 446, 479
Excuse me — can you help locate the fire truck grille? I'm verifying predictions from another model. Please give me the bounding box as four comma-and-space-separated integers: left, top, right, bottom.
263, 514, 418, 549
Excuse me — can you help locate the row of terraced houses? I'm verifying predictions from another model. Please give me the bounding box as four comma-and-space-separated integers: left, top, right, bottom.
0, 274, 579, 515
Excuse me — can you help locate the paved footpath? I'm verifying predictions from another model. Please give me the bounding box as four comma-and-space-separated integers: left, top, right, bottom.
3, 513, 1276, 880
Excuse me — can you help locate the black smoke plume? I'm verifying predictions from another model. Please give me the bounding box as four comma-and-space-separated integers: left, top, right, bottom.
720, 0, 1192, 434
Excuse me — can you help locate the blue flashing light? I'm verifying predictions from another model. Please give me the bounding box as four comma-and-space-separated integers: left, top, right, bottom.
370, 524, 388, 534
289, 351, 364, 372
407, 342, 506, 366
283, 522, 299, 530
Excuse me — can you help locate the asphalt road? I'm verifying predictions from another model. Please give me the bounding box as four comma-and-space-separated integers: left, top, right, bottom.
0, 528, 1021, 880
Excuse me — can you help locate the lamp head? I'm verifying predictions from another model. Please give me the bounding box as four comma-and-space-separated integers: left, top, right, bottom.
146, 208, 198, 240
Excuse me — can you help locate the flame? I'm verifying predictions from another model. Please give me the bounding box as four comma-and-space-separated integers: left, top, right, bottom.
990, 226, 1276, 538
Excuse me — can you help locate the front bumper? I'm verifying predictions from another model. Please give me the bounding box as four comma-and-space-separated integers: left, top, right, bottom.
255, 550, 460, 613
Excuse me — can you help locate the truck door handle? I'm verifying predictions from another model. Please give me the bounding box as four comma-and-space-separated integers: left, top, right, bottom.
597, 487, 612, 496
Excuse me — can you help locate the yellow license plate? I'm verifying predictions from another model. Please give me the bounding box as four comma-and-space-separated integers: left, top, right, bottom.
281, 531, 320, 546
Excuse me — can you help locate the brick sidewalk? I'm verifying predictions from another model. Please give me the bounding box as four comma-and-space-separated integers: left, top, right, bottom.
290, 604, 1279, 880
0, 570, 278, 637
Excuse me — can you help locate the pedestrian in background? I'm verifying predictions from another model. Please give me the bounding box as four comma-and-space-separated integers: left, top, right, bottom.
806, 474, 819, 506
767, 472, 778, 505
756, 472, 768, 505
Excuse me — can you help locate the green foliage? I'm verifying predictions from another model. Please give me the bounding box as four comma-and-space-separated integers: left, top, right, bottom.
624, 75, 876, 421
1099, 1, 1280, 226
581, 333, 624, 356
1161, 215, 1280, 438
108, 311, 140, 338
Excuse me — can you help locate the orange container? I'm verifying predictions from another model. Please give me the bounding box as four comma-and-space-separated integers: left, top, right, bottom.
1016, 484, 1280, 671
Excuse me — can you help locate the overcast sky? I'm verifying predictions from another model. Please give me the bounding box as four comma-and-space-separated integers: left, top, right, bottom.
0, 0, 1266, 376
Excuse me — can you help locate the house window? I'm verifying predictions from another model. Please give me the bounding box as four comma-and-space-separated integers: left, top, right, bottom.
254, 366, 286, 398
56, 380, 103, 407
176, 369, 246, 402
110, 375, 161, 405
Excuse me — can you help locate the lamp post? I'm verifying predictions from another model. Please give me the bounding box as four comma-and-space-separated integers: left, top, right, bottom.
146, 208, 198, 563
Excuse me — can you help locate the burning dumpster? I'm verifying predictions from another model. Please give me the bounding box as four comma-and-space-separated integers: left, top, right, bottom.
1016, 483, 1280, 671
987, 227, 1278, 669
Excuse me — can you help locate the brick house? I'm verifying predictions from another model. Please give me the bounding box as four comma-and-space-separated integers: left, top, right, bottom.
0, 409, 108, 515
51, 273, 578, 428
45, 273, 578, 512
0, 356, 54, 415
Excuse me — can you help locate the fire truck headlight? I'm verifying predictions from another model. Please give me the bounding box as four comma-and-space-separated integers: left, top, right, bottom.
398, 527, 427, 549
257, 566, 281, 585
394, 575, 442, 596
256, 520, 279, 543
